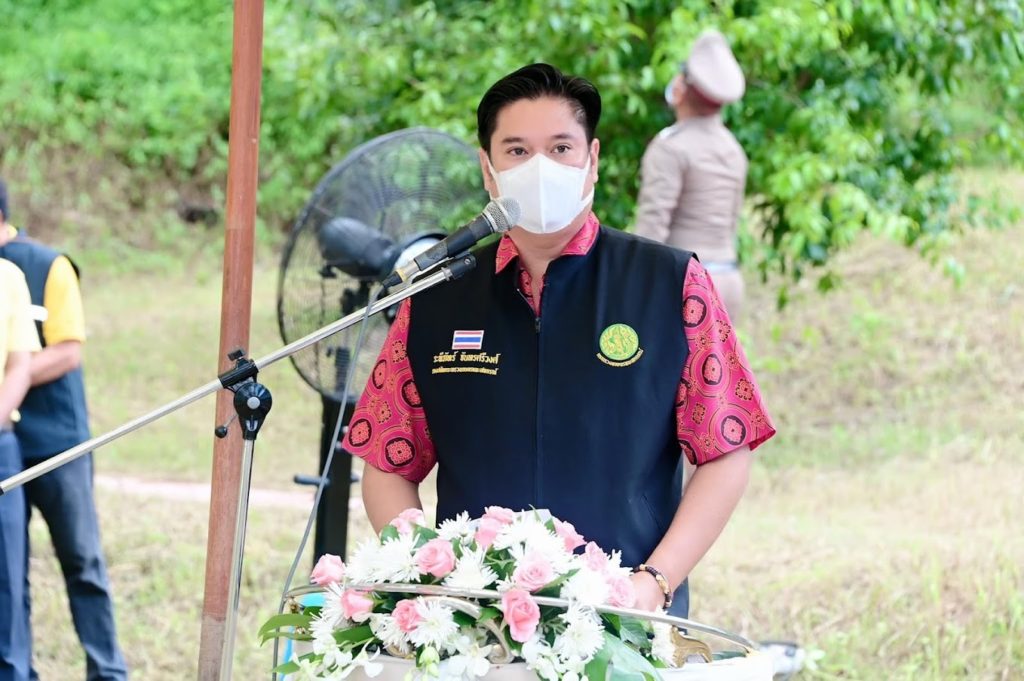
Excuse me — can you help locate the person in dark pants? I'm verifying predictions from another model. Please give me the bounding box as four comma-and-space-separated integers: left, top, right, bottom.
0, 180, 128, 681
1, 258, 38, 681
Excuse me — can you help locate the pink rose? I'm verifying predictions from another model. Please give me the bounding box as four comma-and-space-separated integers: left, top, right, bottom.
415, 538, 457, 578
582, 542, 609, 573
554, 520, 586, 552
390, 508, 426, 535
339, 589, 375, 621
500, 588, 541, 643
310, 554, 346, 586
392, 599, 423, 633
512, 552, 555, 592
475, 517, 503, 549
606, 574, 637, 608
483, 506, 516, 525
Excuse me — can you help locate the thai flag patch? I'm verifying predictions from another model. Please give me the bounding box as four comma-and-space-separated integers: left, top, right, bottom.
452, 330, 484, 350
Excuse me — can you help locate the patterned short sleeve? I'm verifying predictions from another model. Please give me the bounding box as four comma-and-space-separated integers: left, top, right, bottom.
342, 299, 437, 483
676, 260, 775, 465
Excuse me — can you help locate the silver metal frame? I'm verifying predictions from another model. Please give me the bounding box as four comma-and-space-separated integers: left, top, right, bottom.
283, 582, 759, 653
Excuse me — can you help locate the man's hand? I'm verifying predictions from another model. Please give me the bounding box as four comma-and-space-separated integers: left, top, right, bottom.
629, 570, 666, 612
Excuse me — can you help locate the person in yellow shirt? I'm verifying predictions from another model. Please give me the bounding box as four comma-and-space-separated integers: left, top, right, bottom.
0, 180, 127, 681
1, 258, 39, 681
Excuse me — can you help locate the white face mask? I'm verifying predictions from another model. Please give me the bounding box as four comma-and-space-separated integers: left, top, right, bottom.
488, 153, 594, 234
664, 79, 676, 106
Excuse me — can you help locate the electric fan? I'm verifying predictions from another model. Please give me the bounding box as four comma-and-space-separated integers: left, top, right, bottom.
276, 127, 488, 557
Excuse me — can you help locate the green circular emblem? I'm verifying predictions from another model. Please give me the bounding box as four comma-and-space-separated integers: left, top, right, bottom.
599, 323, 640, 361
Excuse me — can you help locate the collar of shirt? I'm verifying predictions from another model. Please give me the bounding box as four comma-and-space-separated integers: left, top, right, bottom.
494, 211, 600, 274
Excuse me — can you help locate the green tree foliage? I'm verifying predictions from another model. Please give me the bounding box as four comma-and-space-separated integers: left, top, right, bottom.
1, 0, 1021, 283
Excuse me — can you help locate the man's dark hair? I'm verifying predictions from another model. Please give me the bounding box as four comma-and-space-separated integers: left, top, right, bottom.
0, 179, 8, 221
476, 63, 602, 154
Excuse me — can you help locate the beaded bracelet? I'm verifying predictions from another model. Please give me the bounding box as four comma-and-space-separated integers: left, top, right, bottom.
634, 563, 673, 609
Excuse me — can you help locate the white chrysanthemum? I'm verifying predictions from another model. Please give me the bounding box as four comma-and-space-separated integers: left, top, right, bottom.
310, 613, 337, 645
510, 537, 575, 576
345, 538, 384, 584
492, 514, 548, 549
443, 550, 498, 590
560, 567, 610, 607
606, 550, 625, 573
494, 516, 575, 572
320, 584, 350, 628
377, 533, 421, 583
553, 604, 604, 661
493, 576, 516, 593
408, 600, 459, 651
437, 512, 476, 542
368, 614, 410, 655
651, 621, 677, 666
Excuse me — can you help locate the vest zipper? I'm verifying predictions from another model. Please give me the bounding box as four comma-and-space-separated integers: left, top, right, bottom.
516, 289, 541, 332
534, 286, 545, 505
516, 273, 544, 502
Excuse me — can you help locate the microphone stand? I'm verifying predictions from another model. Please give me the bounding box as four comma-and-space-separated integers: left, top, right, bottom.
0, 252, 478, 679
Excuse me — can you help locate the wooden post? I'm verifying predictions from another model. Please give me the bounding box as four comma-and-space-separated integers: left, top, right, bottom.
197, 1, 265, 678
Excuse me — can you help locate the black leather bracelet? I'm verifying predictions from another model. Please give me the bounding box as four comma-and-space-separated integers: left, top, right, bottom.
634, 563, 673, 609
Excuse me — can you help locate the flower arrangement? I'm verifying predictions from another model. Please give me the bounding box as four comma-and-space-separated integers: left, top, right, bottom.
260, 508, 692, 680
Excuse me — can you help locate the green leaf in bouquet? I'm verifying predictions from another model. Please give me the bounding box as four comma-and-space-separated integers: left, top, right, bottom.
601, 631, 660, 681
452, 611, 476, 629
603, 613, 622, 638
257, 612, 311, 641
413, 526, 439, 546
379, 525, 400, 542
535, 568, 579, 596
270, 660, 301, 675
584, 643, 611, 681
477, 606, 501, 623
334, 624, 375, 645
262, 630, 314, 645
617, 617, 651, 649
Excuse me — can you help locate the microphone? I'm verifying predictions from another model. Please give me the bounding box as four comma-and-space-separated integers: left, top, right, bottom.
381, 197, 520, 288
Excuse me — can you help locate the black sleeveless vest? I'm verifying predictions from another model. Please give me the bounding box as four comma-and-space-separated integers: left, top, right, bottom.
0, 235, 91, 460
407, 226, 694, 614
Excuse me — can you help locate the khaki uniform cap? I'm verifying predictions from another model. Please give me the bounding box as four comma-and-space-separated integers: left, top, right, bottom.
686, 30, 745, 104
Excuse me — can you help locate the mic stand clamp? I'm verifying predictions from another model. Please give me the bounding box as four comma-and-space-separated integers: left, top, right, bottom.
212, 348, 274, 681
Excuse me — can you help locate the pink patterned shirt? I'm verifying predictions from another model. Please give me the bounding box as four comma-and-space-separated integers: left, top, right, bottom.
344, 213, 774, 481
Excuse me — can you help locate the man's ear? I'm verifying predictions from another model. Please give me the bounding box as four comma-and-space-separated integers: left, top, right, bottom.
588, 138, 601, 184
479, 149, 498, 198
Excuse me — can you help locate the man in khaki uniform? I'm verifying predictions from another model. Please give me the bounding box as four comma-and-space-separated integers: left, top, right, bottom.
634, 30, 748, 319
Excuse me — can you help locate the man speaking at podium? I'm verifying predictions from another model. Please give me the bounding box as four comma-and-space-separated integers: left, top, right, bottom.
344, 64, 775, 616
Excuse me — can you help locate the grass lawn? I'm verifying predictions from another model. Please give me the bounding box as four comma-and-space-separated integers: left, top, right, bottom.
23, 168, 1023, 679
